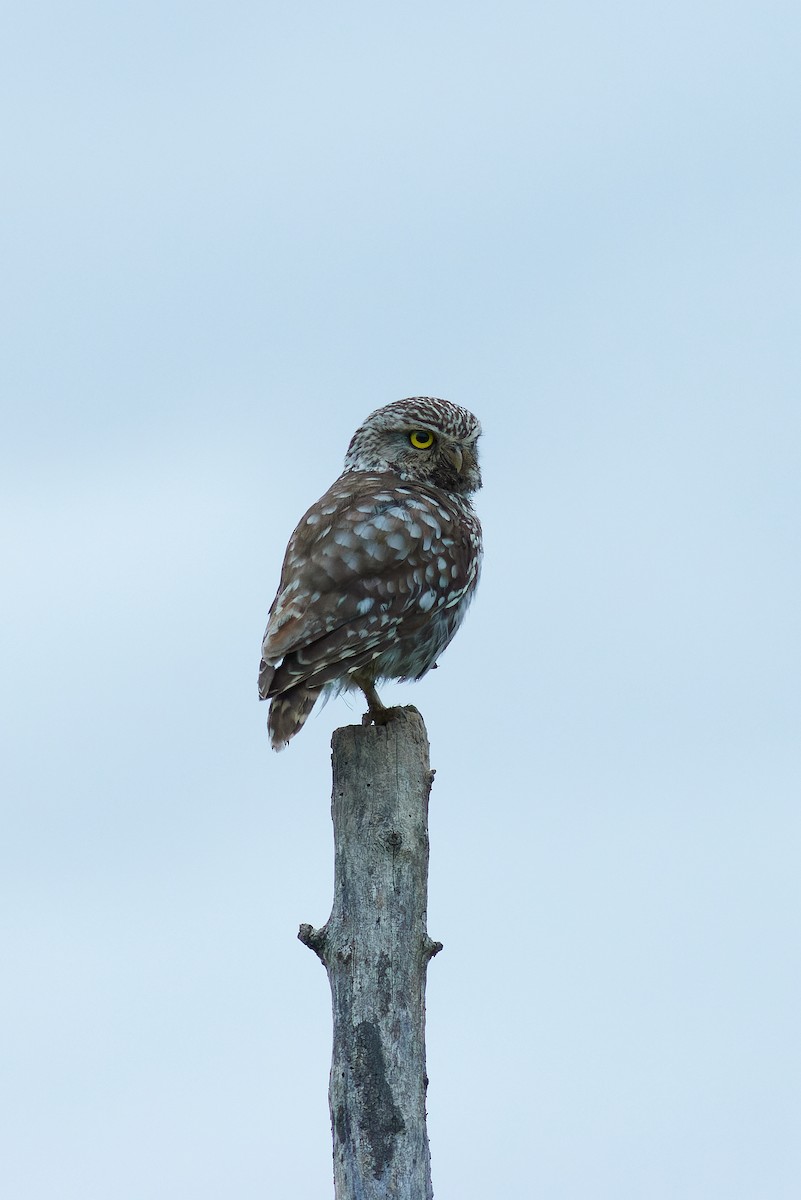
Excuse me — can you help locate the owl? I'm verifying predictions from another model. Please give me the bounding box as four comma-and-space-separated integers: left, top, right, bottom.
258, 397, 483, 749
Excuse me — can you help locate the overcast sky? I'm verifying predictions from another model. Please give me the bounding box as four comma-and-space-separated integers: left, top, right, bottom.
2, 2, 800, 1197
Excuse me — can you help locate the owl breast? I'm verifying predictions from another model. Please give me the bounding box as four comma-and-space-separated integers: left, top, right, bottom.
361, 493, 482, 684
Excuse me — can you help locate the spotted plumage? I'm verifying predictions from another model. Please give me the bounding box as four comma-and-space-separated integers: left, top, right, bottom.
259, 397, 483, 749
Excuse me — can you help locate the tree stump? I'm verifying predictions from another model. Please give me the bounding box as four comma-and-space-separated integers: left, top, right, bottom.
299, 706, 442, 1199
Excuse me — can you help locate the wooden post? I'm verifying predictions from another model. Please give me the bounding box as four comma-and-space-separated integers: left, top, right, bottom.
299, 706, 442, 1199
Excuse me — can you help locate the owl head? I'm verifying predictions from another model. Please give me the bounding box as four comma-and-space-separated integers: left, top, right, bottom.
343, 397, 482, 496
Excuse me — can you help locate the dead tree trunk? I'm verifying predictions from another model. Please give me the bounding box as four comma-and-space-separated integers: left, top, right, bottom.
299, 706, 442, 1200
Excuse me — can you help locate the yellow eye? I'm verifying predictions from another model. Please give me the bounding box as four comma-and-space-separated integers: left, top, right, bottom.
409, 430, 435, 449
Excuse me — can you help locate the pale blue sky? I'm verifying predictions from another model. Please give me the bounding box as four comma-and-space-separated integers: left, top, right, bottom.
2, 3, 800, 1197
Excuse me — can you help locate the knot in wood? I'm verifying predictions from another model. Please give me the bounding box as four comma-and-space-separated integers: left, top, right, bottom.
385, 830, 403, 851
297, 922, 328, 964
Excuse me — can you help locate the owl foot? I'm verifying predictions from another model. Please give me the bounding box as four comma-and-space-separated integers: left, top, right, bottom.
362, 705, 405, 728
356, 680, 401, 728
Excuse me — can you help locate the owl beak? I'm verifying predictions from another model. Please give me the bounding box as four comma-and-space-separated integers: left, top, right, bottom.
443, 443, 464, 473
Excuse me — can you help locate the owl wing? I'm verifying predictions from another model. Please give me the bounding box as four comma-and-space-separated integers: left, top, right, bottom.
258, 472, 478, 699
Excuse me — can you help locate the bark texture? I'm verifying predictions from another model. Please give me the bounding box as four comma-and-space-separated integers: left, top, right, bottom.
299, 706, 441, 1200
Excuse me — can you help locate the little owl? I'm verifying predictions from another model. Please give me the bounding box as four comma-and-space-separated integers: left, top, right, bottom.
258, 396, 483, 749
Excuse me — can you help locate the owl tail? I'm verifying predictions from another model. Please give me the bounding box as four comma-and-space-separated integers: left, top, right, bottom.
268, 685, 322, 751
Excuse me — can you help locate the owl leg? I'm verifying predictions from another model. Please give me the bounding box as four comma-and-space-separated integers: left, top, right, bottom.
358, 679, 385, 715
355, 676, 404, 728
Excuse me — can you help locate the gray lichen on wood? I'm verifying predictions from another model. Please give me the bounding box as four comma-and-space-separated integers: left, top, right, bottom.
299, 706, 441, 1199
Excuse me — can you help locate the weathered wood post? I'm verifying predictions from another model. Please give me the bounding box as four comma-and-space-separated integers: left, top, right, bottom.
299, 706, 442, 1199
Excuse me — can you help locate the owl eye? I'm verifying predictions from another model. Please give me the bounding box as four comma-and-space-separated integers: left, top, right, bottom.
409, 430, 435, 449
